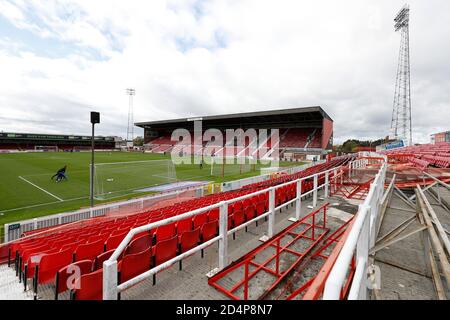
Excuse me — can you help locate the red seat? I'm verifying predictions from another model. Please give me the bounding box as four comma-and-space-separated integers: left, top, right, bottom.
71, 269, 103, 300
60, 240, 84, 252
192, 213, 208, 229
207, 208, 220, 221
74, 240, 104, 262
55, 260, 92, 300
118, 247, 151, 284
32, 248, 74, 299
201, 221, 218, 242
151, 235, 178, 267
87, 234, 109, 244
105, 231, 128, 251
154, 223, 176, 242
93, 249, 116, 271
125, 234, 152, 255
256, 201, 266, 216
244, 205, 256, 221
232, 210, 246, 240
233, 210, 246, 227
179, 228, 200, 253
176, 218, 193, 234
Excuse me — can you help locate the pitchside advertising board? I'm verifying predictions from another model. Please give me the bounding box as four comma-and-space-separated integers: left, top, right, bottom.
376, 139, 405, 151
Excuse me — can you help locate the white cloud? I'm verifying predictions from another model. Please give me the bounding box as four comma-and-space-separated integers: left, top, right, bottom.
0, 0, 449, 144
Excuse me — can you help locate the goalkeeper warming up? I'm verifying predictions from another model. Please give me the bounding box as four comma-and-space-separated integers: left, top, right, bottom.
51, 165, 68, 182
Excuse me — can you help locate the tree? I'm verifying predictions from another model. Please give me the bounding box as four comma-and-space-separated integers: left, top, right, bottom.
133, 136, 144, 146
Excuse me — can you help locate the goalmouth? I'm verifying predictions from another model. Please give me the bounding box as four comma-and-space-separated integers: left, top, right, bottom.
93, 159, 178, 200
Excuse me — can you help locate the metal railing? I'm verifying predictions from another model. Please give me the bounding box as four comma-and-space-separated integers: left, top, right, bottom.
322, 155, 387, 300
102, 161, 352, 300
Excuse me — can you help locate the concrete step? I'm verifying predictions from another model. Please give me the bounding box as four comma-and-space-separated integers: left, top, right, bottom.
0, 264, 33, 300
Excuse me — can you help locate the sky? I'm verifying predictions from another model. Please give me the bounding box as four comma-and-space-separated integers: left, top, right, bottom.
0, 0, 449, 144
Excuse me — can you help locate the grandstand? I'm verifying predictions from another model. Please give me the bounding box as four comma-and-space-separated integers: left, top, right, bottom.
0, 132, 116, 152
136, 106, 334, 160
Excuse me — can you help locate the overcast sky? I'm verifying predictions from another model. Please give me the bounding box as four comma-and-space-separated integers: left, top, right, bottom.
0, 0, 449, 144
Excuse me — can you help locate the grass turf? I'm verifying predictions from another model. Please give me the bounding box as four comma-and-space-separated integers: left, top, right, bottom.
0, 151, 302, 241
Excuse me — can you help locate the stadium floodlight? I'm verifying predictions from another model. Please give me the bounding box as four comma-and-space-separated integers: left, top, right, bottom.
126, 88, 136, 148
90, 111, 100, 207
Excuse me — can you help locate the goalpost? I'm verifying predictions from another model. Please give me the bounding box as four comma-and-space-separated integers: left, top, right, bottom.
93, 159, 177, 200
209, 155, 257, 177
35, 145, 59, 152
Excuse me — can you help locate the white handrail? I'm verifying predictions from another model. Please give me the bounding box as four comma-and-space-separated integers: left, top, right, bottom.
323, 159, 387, 299
103, 159, 352, 299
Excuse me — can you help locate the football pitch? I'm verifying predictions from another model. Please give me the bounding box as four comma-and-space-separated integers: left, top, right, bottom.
0, 151, 301, 239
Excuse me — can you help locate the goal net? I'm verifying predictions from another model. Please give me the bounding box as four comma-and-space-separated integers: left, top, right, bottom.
93, 160, 177, 200
209, 156, 257, 177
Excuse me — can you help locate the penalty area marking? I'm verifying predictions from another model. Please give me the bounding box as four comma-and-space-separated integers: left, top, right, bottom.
18, 176, 64, 202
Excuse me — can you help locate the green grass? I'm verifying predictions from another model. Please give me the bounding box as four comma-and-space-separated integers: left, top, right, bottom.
0, 151, 302, 240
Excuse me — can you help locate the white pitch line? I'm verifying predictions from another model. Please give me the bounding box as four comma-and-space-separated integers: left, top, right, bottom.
18, 176, 64, 202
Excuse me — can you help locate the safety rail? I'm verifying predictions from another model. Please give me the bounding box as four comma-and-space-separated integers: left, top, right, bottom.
102, 160, 356, 299
322, 156, 387, 300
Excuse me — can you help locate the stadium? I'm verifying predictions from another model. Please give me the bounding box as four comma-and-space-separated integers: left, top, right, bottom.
0, 2, 449, 304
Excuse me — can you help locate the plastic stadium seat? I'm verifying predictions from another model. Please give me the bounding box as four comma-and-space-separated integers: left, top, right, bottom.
232, 210, 246, 227
105, 232, 128, 251
59, 240, 84, 253
32, 248, 74, 299
192, 213, 208, 229
71, 269, 103, 300
118, 247, 151, 285
93, 249, 116, 271
55, 260, 92, 300
87, 234, 109, 244
231, 209, 246, 240
207, 208, 220, 221
151, 235, 178, 285
179, 228, 200, 254
125, 234, 152, 255
200, 221, 218, 242
244, 205, 256, 221
256, 201, 266, 216
154, 223, 177, 242
74, 240, 105, 262
176, 218, 193, 234
151, 235, 178, 267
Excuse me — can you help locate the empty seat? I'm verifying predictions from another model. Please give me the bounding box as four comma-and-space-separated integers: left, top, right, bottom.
179, 228, 200, 253
92, 249, 116, 271
151, 235, 178, 285
152, 235, 178, 267
125, 234, 152, 255
55, 260, 92, 300
74, 240, 104, 262
192, 213, 208, 229
176, 218, 193, 234
32, 248, 74, 299
105, 232, 128, 251
200, 221, 218, 242
154, 223, 176, 242
207, 208, 220, 221
118, 247, 151, 285
71, 269, 103, 300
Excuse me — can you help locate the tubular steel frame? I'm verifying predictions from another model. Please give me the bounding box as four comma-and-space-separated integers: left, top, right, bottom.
208, 204, 330, 300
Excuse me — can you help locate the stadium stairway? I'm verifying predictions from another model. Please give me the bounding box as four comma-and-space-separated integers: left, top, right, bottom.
0, 264, 33, 300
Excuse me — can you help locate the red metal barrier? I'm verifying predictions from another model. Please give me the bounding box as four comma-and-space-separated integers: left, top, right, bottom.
208, 204, 330, 300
